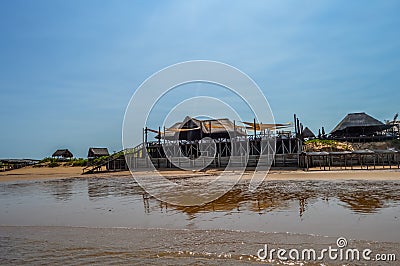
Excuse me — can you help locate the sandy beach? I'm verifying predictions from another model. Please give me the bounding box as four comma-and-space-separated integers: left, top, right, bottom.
1, 166, 400, 183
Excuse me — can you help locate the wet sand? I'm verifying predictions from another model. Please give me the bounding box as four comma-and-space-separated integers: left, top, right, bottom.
0, 226, 398, 265
1, 166, 400, 183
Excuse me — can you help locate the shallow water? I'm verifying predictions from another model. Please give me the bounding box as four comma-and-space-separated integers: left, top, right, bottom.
0, 177, 399, 265
0, 177, 399, 241
1, 226, 398, 265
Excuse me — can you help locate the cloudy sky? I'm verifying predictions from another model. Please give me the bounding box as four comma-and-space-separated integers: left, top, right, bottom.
1, 0, 399, 158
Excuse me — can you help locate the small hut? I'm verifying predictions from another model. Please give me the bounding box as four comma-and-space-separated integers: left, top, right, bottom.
87, 148, 109, 159
52, 149, 73, 159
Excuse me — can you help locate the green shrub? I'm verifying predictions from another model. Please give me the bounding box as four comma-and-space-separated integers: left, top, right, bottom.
93, 156, 109, 164
304, 139, 353, 152
39, 157, 59, 164
38, 157, 88, 167
48, 161, 60, 167
70, 158, 88, 167
304, 139, 338, 145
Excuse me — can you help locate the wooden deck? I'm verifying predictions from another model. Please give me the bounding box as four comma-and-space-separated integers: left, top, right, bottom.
82, 136, 400, 174
300, 150, 400, 171
0, 159, 39, 172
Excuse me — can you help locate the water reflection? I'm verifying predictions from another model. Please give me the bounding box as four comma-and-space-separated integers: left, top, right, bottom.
81, 178, 400, 216
339, 193, 385, 214
154, 181, 399, 216
87, 177, 144, 200
42, 179, 75, 201
2, 178, 399, 217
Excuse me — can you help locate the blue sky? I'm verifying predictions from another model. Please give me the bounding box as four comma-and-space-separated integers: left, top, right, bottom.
1, 0, 399, 159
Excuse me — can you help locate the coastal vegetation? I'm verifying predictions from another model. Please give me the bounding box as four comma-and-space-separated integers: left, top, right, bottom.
92, 156, 109, 165
35, 157, 88, 167
304, 139, 400, 152
304, 139, 353, 152
32, 155, 115, 169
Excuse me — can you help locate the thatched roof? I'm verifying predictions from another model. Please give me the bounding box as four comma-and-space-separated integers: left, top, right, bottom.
157, 116, 247, 141
52, 149, 73, 158
301, 127, 315, 138
88, 148, 109, 158
331, 112, 391, 136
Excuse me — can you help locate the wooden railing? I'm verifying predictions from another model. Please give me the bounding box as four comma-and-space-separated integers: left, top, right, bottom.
82, 143, 145, 174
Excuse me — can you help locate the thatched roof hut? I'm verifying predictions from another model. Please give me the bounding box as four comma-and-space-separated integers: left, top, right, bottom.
87, 148, 109, 159
52, 149, 73, 159
330, 112, 391, 137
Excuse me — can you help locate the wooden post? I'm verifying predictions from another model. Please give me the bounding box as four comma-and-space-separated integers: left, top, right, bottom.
319, 155, 322, 170
296, 118, 300, 137
233, 120, 236, 156
328, 155, 331, 171
350, 155, 353, 170
233, 120, 236, 138
306, 155, 309, 171
344, 154, 347, 170
142, 128, 145, 145
253, 118, 257, 140
378, 154, 381, 169
373, 154, 376, 170
300, 123, 304, 136
158, 127, 161, 146
145, 127, 148, 146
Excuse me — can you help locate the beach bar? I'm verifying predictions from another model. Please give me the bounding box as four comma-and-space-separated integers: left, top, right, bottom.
123, 116, 301, 170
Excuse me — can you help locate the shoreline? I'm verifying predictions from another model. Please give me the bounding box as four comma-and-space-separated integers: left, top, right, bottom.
1, 226, 398, 265
1, 165, 400, 183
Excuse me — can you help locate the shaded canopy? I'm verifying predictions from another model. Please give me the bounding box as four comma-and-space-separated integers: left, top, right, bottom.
240, 121, 291, 130
155, 116, 247, 141
330, 112, 391, 137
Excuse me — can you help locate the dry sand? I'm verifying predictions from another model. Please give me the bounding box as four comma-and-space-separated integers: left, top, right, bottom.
1, 165, 400, 183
